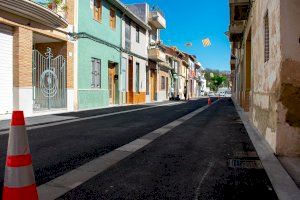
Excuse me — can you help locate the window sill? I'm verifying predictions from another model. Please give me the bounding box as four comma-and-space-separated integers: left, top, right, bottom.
93, 18, 102, 24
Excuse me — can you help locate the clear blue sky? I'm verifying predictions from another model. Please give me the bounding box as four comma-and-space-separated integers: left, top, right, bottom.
123, 0, 231, 71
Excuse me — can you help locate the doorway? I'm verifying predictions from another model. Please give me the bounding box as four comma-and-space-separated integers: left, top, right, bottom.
244, 29, 252, 111
108, 62, 116, 105
166, 77, 169, 99
150, 70, 156, 101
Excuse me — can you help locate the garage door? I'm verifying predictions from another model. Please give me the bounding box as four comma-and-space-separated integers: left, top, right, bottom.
0, 24, 13, 115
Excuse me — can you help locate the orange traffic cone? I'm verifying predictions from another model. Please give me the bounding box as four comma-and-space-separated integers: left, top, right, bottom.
2, 111, 39, 200
208, 98, 212, 105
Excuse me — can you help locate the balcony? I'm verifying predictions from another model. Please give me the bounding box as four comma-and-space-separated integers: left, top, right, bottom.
158, 61, 171, 70
0, 0, 68, 28
229, 20, 246, 34
229, 0, 251, 4
33, 0, 67, 19
229, 0, 250, 42
148, 47, 166, 62
149, 11, 166, 29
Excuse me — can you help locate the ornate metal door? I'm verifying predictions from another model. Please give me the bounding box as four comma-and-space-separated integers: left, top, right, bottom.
32, 47, 67, 111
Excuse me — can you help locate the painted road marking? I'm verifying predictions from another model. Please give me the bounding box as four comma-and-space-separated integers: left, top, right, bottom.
37, 100, 219, 200
194, 160, 215, 200
0, 101, 184, 136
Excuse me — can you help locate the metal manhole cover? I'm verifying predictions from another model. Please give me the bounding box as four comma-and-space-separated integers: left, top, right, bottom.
228, 159, 263, 169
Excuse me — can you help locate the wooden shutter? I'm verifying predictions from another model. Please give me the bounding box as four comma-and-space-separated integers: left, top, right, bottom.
110, 8, 116, 29
94, 0, 102, 22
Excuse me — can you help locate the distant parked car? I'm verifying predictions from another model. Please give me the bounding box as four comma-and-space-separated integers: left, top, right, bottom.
219, 91, 225, 97
225, 91, 232, 97
208, 91, 215, 97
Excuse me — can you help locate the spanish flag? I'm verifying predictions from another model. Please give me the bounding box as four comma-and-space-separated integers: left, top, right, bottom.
202, 38, 211, 47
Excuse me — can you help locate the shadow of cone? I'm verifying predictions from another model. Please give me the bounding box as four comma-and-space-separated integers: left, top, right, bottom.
2, 111, 39, 200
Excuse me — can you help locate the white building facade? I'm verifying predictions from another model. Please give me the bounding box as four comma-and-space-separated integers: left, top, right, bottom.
121, 9, 150, 104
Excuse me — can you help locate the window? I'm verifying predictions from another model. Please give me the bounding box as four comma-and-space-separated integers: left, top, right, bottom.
175, 61, 178, 73
93, 0, 102, 22
136, 26, 140, 43
91, 58, 101, 88
110, 8, 116, 29
264, 11, 269, 62
161, 76, 166, 90
125, 19, 131, 50
136, 63, 140, 92
121, 57, 127, 92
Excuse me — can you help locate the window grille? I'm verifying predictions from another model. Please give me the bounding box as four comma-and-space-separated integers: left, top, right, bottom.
91, 58, 101, 88
264, 11, 269, 62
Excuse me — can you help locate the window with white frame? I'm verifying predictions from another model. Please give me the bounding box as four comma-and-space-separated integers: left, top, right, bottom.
91, 58, 101, 88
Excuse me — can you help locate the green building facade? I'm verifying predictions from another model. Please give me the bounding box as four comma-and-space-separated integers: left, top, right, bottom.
76, 0, 122, 110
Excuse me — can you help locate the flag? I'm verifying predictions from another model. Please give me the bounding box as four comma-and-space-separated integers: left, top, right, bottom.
202, 38, 211, 47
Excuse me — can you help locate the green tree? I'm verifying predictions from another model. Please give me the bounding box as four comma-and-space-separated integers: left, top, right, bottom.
210, 75, 227, 91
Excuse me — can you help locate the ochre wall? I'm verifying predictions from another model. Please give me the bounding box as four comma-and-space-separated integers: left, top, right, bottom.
276, 0, 300, 156
245, 0, 300, 156
249, 0, 281, 153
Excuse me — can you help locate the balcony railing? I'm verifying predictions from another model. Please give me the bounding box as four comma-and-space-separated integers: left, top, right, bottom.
150, 5, 165, 17
148, 46, 166, 62
0, 0, 68, 28
31, 0, 67, 19
229, 20, 246, 34
149, 7, 166, 29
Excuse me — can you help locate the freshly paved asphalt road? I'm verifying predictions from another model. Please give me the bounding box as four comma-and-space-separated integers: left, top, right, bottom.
57, 98, 278, 200
0, 98, 210, 195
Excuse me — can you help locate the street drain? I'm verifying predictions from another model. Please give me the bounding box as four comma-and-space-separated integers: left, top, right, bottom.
234, 151, 258, 158
228, 159, 263, 169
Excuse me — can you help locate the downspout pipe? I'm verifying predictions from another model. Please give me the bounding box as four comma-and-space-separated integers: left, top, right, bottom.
119, 11, 126, 105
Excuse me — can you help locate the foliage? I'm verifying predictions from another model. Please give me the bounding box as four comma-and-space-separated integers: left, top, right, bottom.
47, 0, 67, 12
204, 68, 230, 91
209, 76, 227, 91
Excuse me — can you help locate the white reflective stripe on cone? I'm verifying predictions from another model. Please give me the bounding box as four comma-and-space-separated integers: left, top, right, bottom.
7, 126, 30, 156
4, 165, 35, 187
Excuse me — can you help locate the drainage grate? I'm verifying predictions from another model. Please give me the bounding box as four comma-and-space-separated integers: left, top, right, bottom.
228, 159, 263, 169
234, 151, 258, 158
